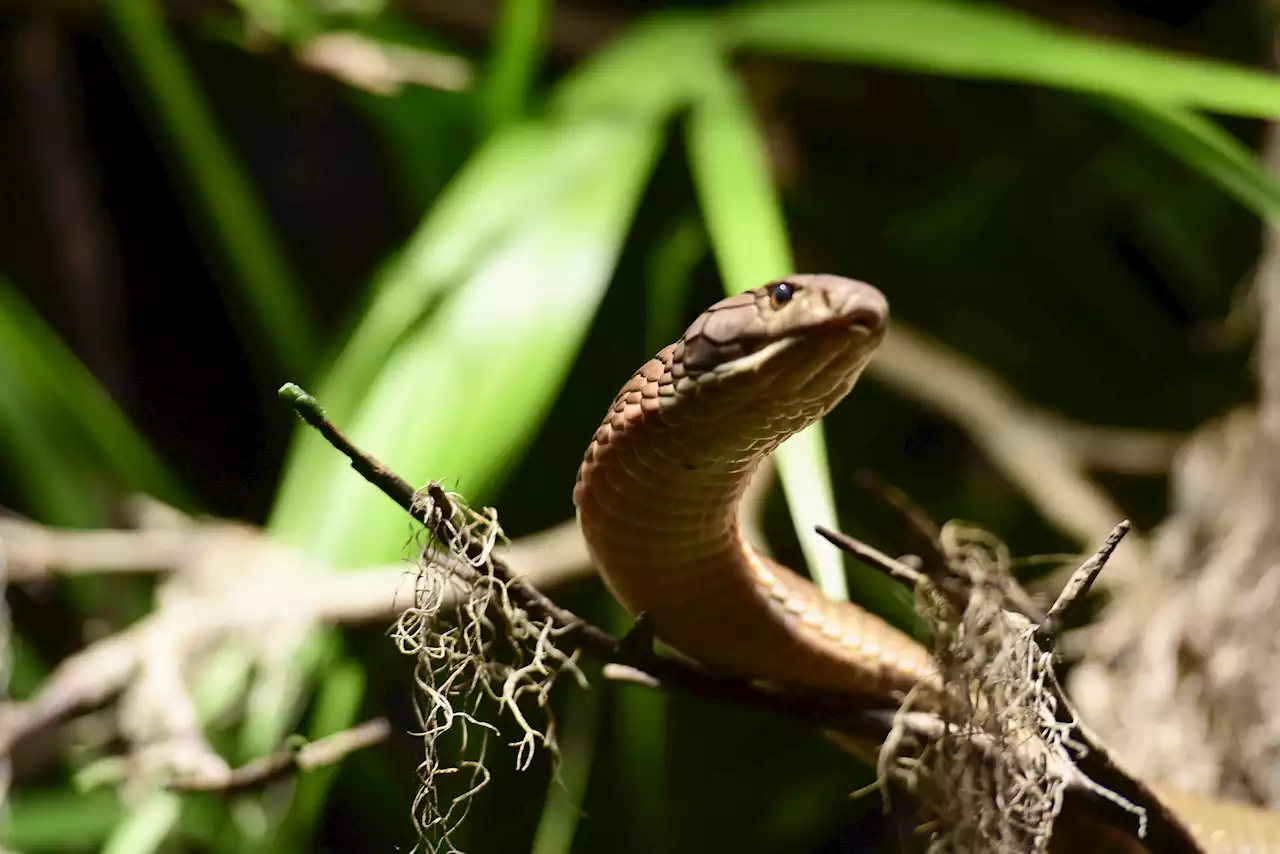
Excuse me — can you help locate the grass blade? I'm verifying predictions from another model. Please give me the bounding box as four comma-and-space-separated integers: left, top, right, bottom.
528, 667, 604, 854
646, 215, 707, 355
1098, 96, 1280, 222
479, 0, 553, 131
104, 0, 318, 379
730, 0, 1280, 118
0, 277, 190, 511
685, 62, 851, 602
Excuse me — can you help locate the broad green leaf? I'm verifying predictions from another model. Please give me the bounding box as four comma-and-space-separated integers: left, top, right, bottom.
270, 119, 660, 550
684, 62, 851, 602
730, 0, 1280, 119
1099, 97, 1280, 223
242, 116, 661, 847
273, 10, 724, 557
105, 0, 317, 379
248, 19, 699, 845
301, 120, 662, 567
550, 13, 719, 120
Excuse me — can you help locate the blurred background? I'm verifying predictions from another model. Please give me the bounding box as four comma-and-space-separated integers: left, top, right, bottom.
2, 0, 1280, 852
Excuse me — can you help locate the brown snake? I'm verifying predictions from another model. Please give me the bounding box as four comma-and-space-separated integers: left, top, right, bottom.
573, 275, 1280, 852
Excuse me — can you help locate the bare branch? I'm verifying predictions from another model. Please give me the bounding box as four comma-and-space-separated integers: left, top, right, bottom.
279, 385, 911, 738
814, 525, 925, 587
0, 509, 592, 761
294, 32, 472, 95
1, 518, 196, 582
167, 719, 391, 793
1041, 521, 1131, 638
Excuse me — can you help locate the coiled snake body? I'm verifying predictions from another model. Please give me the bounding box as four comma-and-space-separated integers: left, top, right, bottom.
573, 275, 1280, 852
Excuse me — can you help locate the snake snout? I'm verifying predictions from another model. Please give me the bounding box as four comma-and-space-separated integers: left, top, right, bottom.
840, 285, 889, 335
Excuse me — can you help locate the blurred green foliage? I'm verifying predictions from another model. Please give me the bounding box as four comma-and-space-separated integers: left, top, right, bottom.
2, 0, 1278, 852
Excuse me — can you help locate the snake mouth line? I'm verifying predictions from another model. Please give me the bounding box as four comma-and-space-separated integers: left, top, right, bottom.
697, 322, 876, 384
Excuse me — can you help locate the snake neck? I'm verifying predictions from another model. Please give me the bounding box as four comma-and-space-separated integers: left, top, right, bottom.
573, 342, 941, 697
574, 378, 770, 602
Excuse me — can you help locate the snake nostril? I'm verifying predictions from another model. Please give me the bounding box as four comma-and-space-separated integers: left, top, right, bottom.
848, 304, 885, 332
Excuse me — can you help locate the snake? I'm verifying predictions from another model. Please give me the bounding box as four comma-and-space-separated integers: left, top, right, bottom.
572, 274, 1280, 852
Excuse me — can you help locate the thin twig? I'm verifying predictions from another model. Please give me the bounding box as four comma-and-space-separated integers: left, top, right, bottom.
295, 32, 471, 94
1041, 521, 1131, 638
814, 525, 924, 586
853, 471, 950, 575
167, 719, 391, 793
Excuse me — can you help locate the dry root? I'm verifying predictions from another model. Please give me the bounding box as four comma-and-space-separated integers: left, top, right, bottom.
395, 487, 585, 853
882, 523, 1141, 854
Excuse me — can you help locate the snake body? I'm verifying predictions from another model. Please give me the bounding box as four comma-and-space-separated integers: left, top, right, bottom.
573, 275, 1280, 852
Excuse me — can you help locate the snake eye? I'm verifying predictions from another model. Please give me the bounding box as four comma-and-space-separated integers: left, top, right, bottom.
767, 282, 795, 309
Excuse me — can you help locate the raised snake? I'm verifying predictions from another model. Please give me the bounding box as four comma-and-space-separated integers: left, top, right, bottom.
573, 275, 1280, 852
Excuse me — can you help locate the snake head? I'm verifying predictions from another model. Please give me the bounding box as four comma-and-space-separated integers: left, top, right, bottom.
649, 275, 889, 464
678, 274, 888, 381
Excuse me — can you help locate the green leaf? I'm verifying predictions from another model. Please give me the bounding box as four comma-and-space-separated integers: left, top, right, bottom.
0, 277, 190, 513
101, 792, 182, 854
1098, 96, 1280, 222
646, 215, 707, 355
271, 120, 661, 560
730, 0, 1280, 118
279, 120, 663, 567
271, 12, 725, 552
479, 0, 552, 131
105, 0, 318, 379
529, 667, 604, 854
550, 13, 719, 120
247, 19, 700, 846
